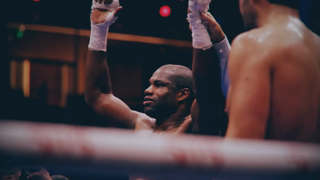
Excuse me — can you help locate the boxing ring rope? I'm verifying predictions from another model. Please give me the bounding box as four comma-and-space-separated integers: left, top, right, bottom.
0, 121, 319, 180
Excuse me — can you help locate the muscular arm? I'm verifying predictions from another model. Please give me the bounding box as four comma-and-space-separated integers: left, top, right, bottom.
84, 1, 155, 130
226, 36, 271, 139
190, 11, 229, 136
191, 47, 228, 136
85, 50, 137, 128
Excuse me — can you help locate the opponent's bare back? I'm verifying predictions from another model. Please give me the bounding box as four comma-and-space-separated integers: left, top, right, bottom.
227, 13, 320, 142
262, 17, 320, 142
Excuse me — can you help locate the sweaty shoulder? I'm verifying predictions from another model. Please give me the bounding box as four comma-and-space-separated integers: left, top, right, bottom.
230, 28, 278, 59
229, 30, 273, 72
265, 20, 320, 61
231, 25, 312, 65
230, 31, 258, 57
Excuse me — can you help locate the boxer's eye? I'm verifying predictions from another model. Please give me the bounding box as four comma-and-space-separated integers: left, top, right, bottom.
154, 81, 165, 87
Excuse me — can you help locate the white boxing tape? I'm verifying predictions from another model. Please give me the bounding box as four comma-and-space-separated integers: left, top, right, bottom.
88, 1, 120, 52
92, 0, 120, 11
188, 0, 211, 14
188, 13, 212, 50
188, 0, 213, 50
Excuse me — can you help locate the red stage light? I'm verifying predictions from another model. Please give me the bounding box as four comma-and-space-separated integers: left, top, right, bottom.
159, 6, 171, 17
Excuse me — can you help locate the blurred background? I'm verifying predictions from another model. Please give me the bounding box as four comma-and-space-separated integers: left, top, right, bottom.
1, 0, 320, 127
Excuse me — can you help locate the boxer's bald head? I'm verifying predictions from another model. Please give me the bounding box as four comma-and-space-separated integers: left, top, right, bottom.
239, 0, 300, 30
144, 65, 194, 120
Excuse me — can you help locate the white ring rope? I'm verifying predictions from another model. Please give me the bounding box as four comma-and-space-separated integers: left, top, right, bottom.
0, 121, 319, 180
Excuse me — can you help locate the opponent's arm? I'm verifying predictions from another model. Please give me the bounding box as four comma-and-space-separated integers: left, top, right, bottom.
188, 0, 228, 135
200, 12, 231, 97
226, 35, 271, 139
187, 1, 231, 97
85, 0, 155, 130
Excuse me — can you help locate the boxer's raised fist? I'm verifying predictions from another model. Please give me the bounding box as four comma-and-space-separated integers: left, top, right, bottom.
96, 0, 113, 5
200, 12, 225, 43
92, 0, 119, 11
91, 7, 122, 25
188, 0, 211, 14
91, 0, 122, 25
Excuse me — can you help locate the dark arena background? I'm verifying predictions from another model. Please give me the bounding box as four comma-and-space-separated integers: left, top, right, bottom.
1, 0, 320, 180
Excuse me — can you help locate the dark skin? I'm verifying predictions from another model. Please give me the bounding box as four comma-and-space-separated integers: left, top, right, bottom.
144, 72, 179, 119
85, 0, 227, 134
191, 48, 227, 135
144, 67, 192, 132
190, 11, 229, 136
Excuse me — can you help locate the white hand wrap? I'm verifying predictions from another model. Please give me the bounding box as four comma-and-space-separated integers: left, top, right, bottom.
188, 0, 211, 14
188, 0, 212, 50
88, 0, 120, 52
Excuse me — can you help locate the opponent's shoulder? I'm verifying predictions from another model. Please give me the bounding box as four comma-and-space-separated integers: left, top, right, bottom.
229, 30, 272, 65
231, 28, 303, 62
230, 29, 271, 57
230, 32, 256, 54
228, 30, 274, 79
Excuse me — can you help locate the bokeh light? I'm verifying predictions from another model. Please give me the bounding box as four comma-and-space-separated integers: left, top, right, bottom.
159, 5, 171, 18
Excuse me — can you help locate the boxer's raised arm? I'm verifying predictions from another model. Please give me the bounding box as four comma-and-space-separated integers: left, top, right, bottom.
85, 50, 138, 128
85, 0, 155, 130
226, 35, 271, 139
200, 12, 231, 97
188, 0, 228, 135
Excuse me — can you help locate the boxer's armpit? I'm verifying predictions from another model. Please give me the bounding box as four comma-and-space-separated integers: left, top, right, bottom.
226, 37, 271, 139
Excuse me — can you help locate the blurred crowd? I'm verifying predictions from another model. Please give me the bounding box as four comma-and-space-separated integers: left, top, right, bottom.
1, 167, 68, 180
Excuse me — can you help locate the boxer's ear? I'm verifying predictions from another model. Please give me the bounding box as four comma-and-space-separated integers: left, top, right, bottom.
177, 88, 190, 102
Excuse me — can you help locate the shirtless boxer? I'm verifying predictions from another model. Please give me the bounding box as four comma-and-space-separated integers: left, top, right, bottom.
85, 0, 228, 135
220, 0, 320, 142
